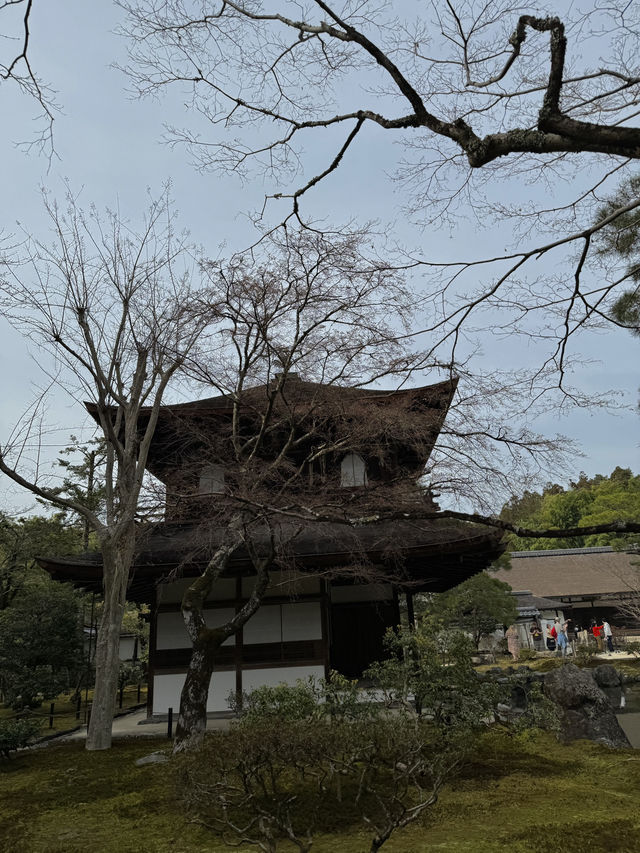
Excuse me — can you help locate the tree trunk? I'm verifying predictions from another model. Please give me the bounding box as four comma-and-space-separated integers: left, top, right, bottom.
173, 628, 224, 754
86, 542, 131, 751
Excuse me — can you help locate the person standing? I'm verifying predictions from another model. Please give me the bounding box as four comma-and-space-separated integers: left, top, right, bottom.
546, 621, 557, 652
592, 619, 604, 652
602, 619, 614, 654
506, 624, 521, 661
529, 621, 543, 651
555, 617, 570, 657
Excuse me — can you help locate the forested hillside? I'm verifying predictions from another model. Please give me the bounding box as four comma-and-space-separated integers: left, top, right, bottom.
500, 467, 640, 551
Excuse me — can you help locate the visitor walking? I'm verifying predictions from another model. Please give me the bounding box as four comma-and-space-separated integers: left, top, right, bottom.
602, 620, 614, 654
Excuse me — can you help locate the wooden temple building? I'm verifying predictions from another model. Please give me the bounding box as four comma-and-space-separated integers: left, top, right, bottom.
41, 376, 504, 716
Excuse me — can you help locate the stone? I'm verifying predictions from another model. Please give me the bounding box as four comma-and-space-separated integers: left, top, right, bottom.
135, 751, 170, 766
543, 663, 630, 749
593, 664, 622, 688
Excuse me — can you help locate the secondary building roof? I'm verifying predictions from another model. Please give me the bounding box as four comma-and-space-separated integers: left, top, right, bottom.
493, 546, 639, 599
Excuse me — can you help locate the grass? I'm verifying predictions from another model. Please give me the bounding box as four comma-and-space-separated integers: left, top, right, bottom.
0, 685, 148, 736
1, 729, 639, 852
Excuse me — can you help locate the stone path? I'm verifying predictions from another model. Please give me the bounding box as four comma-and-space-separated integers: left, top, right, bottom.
59, 709, 232, 742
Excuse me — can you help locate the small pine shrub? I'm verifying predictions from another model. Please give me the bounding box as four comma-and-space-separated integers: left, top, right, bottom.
518, 649, 537, 662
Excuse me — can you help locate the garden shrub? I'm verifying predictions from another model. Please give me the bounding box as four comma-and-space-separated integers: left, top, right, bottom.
574, 644, 598, 665
0, 718, 42, 758
182, 624, 557, 852
518, 648, 537, 662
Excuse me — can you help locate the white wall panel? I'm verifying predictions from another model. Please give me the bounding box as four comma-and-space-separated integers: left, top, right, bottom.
281, 602, 322, 641
153, 670, 237, 714
242, 665, 325, 696
243, 604, 282, 645
204, 608, 236, 645
157, 608, 236, 649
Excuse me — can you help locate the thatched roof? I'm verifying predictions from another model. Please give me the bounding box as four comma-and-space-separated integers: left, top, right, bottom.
39, 517, 503, 602
493, 547, 640, 598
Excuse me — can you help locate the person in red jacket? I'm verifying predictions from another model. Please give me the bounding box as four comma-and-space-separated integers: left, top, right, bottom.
591, 620, 603, 652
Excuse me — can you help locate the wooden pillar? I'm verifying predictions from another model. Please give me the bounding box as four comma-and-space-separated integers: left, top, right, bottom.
406, 591, 415, 628
146, 590, 158, 719
234, 575, 243, 708
320, 578, 331, 680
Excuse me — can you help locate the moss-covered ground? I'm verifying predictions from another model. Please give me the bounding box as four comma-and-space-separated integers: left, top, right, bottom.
1, 728, 639, 853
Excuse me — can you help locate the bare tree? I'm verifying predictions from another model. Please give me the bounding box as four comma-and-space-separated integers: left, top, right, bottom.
117, 0, 640, 392
1, 0, 56, 156
0, 189, 213, 750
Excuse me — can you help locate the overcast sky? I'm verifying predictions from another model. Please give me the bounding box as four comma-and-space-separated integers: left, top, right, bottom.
0, 1, 638, 513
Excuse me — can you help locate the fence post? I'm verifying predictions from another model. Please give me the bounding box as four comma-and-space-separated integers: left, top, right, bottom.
76, 696, 81, 720
167, 707, 173, 740
137, 682, 141, 703
119, 685, 124, 709
49, 702, 55, 729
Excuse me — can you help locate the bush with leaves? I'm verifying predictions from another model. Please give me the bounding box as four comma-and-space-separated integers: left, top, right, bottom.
180, 691, 476, 853
366, 625, 503, 725
518, 648, 538, 662
428, 573, 518, 650
0, 718, 42, 759
0, 580, 84, 709
180, 625, 554, 852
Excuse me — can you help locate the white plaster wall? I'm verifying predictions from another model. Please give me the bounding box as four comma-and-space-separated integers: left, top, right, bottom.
282, 602, 322, 641
330, 584, 393, 603
118, 636, 137, 661
243, 604, 282, 644
156, 608, 236, 649
153, 665, 326, 713
242, 665, 326, 696
153, 670, 237, 714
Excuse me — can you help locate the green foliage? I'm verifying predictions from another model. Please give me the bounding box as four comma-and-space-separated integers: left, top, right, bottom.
500, 468, 640, 550
118, 661, 145, 691
0, 580, 84, 709
625, 641, 640, 659
429, 573, 517, 649
0, 717, 42, 758
367, 625, 503, 726
229, 677, 321, 721
518, 649, 537, 662
574, 644, 599, 665
182, 674, 488, 853
597, 174, 640, 338
0, 512, 83, 611
183, 624, 558, 853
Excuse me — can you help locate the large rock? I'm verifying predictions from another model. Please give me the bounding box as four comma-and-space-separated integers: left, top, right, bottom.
593, 664, 622, 688
543, 663, 630, 748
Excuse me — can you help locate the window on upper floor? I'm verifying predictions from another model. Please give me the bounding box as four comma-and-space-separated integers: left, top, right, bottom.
340, 452, 368, 488
198, 463, 225, 495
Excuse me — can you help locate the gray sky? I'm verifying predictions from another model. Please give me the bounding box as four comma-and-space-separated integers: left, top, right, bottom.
0, 0, 638, 513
